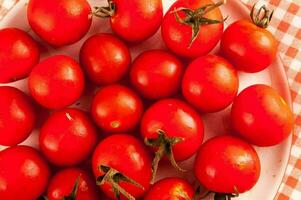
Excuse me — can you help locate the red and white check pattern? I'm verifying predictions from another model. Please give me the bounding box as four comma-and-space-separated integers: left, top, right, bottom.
0, 0, 300, 199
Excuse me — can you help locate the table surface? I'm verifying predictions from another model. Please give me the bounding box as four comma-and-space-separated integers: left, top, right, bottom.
0, 0, 300, 199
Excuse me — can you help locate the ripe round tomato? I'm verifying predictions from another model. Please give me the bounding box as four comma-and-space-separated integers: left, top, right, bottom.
39, 108, 97, 166
144, 177, 194, 200
0, 146, 50, 200
28, 55, 85, 110
0, 86, 36, 146
130, 50, 184, 100
220, 5, 277, 73
141, 99, 204, 180
46, 168, 99, 200
27, 0, 92, 46
94, 0, 163, 42
92, 134, 152, 200
91, 84, 143, 133
80, 33, 131, 85
231, 84, 294, 146
182, 55, 239, 113
161, 0, 224, 58
0, 28, 40, 83
194, 135, 261, 196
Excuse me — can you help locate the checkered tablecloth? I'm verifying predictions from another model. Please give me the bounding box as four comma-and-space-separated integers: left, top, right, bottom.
0, 0, 300, 199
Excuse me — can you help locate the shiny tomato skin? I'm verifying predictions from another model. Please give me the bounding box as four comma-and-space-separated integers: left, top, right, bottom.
91, 84, 143, 133
130, 50, 184, 100
0, 86, 36, 146
28, 55, 85, 110
194, 135, 261, 194
182, 55, 239, 113
231, 84, 294, 146
144, 177, 194, 200
80, 33, 131, 85
161, 0, 224, 58
221, 20, 278, 73
0, 146, 50, 200
46, 168, 99, 200
109, 0, 163, 42
92, 134, 152, 199
39, 108, 97, 166
141, 98, 204, 161
27, 0, 92, 46
0, 28, 40, 83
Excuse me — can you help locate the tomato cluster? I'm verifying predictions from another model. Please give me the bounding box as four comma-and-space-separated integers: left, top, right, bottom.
0, 0, 294, 200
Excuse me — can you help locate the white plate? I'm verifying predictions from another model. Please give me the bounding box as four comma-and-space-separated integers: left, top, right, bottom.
0, 0, 292, 199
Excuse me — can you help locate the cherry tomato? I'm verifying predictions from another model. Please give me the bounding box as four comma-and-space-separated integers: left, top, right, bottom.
144, 177, 194, 200
194, 135, 261, 196
130, 50, 184, 100
39, 108, 97, 166
161, 0, 224, 58
91, 84, 143, 133
182, 55, 239, 113
92, 134, 152, 200
220, 5, 277, 73
94, 0, 163, 42
46, 168, 99, 200
231, 84, 294, 146
28, 55, 85, 110
0, 28, 40, 83
27, 0, 92, 46
0, 86, 36, 146
0, 146, 50, 200
141, 99, 204, 181
80, 33, 131, 85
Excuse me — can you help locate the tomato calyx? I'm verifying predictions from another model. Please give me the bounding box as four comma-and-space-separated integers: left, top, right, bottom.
62, 176, 80, 200
144, 129, 187, 183
250, 3, 274, 28
172, 0, 226, 48
93, 0, 115, 18
96, 165, 144, 200
197, 187, 239, 200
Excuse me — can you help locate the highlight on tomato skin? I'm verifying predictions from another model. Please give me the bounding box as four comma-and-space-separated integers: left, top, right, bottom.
194, 135, 261, 196
0, 28, 40, 83
231, 84, 294, 147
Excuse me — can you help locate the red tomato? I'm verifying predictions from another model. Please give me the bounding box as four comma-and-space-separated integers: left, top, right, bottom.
231, 84, 294, 146
182, 55, 239, 113
194, 135, 261, 196
39, 108, 97, 166
0, 86, 36, 146
46, 168, 99, 200
94, 0, 163, 42
28, 55, 85, 110
0, 28, 40, 83
27, 0, 92, 46
0, 146, 50, 200
220, 5, 277, 73
161, 0, 224, 58
80, 33, 131, 85
141, 99, 204, 180
130, 50, 184, 100
92, 134, 152, 200
144, 178, 194, 200
91, 84, 143, 133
